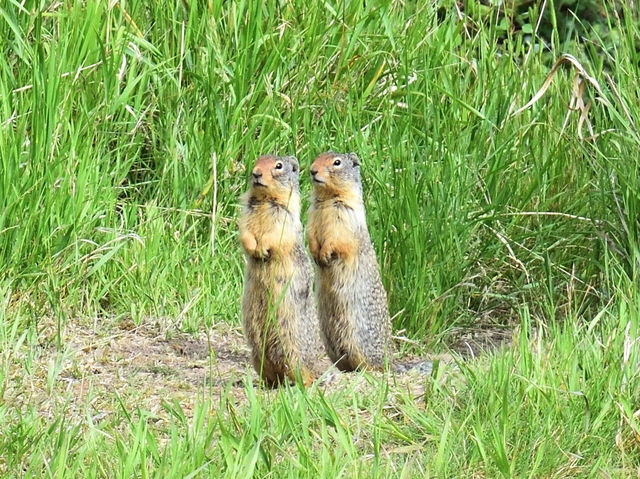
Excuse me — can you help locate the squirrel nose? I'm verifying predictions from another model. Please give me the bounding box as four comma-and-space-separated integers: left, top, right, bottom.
252, 169, 262, 179
310, 168, 318, 177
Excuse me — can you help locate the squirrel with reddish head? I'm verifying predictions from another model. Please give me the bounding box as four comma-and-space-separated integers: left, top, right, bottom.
307, 151, 392, 371
239, 154, 326, 386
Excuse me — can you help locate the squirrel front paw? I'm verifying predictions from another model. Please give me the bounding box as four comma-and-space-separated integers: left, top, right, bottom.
317, 243, 339, 266
316, 239, 357, 267
240, 231, 272, 260
308, 235, 320, 259
254, 245, 271, 260
240, 231, 258, 255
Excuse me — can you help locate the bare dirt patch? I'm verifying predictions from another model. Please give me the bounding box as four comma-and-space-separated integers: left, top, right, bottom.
4, 319, 253, 424
3, 316, 510, 427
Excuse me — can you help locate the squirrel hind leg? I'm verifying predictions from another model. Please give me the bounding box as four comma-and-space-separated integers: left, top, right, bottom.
283, 363, 317, 387
252, 354, 286, 388
332, 352, 364, 372
333, 349, 386, 372
334, 358, 357, 372
298, 368, 317, 388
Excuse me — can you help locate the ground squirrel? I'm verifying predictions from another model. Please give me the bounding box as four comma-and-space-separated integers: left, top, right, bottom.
307, 151, 392, 371
239, 154, 325, 386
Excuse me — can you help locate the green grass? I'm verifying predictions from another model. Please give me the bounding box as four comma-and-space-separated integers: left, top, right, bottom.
1, 0, 639, 476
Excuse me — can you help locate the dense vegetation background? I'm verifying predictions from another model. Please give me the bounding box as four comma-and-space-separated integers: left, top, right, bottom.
1, 0, 638, 476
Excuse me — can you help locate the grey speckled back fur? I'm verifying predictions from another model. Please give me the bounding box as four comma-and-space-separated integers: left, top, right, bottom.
308, 151, 392, 371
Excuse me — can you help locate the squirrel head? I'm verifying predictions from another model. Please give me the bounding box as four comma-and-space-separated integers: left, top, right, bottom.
310, 152, 362, 201
247, 154, 300, 207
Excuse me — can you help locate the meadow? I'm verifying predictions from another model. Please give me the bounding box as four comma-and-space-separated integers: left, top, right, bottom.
1, 0, 639, 476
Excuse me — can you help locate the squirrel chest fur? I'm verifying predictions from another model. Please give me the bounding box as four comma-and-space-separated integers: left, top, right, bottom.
239, 155, 325, 386
307, 152, 392, 371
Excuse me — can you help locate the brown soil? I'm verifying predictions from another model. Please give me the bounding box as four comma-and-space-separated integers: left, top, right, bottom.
3, 317, 510, 425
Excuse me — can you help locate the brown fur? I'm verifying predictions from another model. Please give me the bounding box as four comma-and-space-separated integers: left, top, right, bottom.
239, 155, 326, 386
307, 152, 392, 372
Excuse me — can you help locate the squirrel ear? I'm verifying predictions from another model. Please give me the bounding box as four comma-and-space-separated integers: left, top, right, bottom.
348, 153, 360, 167
288, 156, 299, 173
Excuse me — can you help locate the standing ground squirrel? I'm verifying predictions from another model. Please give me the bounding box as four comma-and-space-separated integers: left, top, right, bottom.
307, 151, 392, 371
239, 155, 325, 386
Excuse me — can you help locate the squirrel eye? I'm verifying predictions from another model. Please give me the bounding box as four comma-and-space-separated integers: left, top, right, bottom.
333, 159, 342, 166
275, 162, 283, 170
